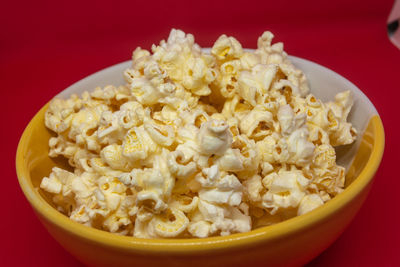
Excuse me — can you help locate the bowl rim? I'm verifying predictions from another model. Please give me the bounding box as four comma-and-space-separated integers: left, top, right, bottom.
16, 55, 385, 253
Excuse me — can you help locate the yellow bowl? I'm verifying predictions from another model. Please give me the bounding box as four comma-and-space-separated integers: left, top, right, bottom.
16, 56, 384, 267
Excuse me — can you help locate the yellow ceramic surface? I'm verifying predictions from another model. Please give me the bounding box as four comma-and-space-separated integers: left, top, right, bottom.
16, 101, 384, 266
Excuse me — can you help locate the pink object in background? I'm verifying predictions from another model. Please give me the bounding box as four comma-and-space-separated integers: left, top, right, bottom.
388, 0, 400, 48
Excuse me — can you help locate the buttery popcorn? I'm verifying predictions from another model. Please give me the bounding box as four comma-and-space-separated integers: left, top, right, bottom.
41, 29, 357, 238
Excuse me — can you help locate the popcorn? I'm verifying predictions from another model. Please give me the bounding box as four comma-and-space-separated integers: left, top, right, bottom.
231, 135, 259, 172
243, 174, 263, 203
297, 194, 324, 216
216, 148, 244, 172
217, 60, 241, 98
41, 167, 76, 197
286, 128, 315, 166
122, 126, 159, 162
196, 199, 251, 236
40, 173, 63, 194
100, 144, 131, 171
144, 122, 175, 147
45, 95, 82, 133
197, 119, 232, 156
238, 64, 279, 106
148, 208, 189, 238
170, 195, 199, 212
40, 29, 356, 238
188, 221, 211, 238
262, 171, 309, 214
239, 105, 274, 139
119, 151, 173, 213
196, 165, 243, 206
277, 104, 306, 136
167, 150, 197, 180
211, 35, 243, 62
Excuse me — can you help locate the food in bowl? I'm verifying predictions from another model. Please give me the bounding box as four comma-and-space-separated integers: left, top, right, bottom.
40, 29, 357, 238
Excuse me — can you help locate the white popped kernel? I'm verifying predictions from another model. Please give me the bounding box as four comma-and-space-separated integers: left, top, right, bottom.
197, 119, 232, 156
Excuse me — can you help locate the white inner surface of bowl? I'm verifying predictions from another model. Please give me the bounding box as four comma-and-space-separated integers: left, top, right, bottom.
57, 53, 378, 170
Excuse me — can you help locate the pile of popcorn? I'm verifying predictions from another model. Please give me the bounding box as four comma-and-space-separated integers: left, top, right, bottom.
41, 29, 357, 238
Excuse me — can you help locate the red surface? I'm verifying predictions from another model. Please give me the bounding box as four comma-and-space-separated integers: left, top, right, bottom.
2, 0, 400, 266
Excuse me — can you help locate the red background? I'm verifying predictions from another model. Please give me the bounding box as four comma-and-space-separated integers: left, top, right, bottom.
2, 0, 400, 266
